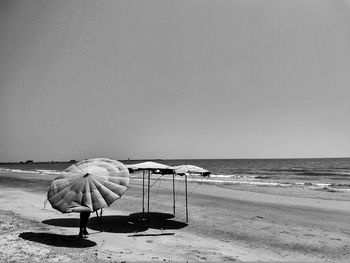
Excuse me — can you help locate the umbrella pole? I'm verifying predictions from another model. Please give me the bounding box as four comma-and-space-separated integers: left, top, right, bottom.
96, 209, 102, 232
172, 172, 175, 215
142, 170, 145, 218
185, 173, 188, 223
99, 208, 103, 231
147, 170, 150, 224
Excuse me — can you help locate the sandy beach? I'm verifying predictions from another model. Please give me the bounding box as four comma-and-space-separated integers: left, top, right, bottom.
0, 171, 349, 262
2, 0, 350, 262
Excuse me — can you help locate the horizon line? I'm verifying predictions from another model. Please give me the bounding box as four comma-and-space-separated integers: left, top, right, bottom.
1, 156, 350, 164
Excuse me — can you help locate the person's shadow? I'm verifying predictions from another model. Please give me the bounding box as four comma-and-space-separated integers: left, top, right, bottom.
42, 212, 188, 233
19, 232, 96, 247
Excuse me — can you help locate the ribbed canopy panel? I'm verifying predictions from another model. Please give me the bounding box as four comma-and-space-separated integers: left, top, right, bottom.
47, 158, 130, 213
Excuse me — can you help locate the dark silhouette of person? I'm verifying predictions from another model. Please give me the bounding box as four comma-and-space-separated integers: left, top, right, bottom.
79, 211, 91, 238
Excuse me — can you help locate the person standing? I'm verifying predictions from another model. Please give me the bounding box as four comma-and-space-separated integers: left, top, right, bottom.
78, 211, 91, 238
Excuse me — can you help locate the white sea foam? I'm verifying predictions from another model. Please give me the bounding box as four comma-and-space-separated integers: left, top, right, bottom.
312, 183, 331, 187
130, 175, 289, 187
210, 174, 253, 180
293, 182, 307, 186
210, 174, 235, 178
36, 169, 61, 175
0, 168, 61, 175
333, 188, 350, 192
10, 169, 40, 174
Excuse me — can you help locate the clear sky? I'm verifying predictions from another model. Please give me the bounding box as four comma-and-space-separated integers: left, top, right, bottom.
1, 0, 350, 162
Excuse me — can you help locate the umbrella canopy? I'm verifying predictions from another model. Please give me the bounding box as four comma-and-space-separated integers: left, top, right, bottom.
126, 161, 174, 172
126, 161, 174, 219
47, 158, 130, 213
173, 165, 210, 177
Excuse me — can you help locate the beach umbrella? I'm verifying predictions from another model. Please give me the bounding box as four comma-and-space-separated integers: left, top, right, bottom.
126, 161, 173, 172
173, 165, 210, 223
126, 161, 174, 221
47, 158, 130, 213
174, 165, 210, 177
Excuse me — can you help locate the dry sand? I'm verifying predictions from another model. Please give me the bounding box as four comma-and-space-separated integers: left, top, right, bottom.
0, 172, 349, 262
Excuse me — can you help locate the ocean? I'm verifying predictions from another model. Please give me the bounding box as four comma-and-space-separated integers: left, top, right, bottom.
1, 158, 350, 191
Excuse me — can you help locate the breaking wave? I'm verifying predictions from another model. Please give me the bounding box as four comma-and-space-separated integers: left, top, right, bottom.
0, 168, 61, 175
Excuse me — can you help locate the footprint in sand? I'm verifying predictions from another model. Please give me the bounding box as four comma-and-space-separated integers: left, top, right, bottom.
303, 234, 316, 237
279, 231, 290, 234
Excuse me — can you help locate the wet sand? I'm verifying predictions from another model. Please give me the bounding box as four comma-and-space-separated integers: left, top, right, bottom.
0, 172, 350, 262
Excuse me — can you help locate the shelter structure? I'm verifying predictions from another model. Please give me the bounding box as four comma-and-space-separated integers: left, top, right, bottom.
126, 161, 175, 222
173, 164, 210, 177
173, 165, 211, 222
127, 162, 211, 223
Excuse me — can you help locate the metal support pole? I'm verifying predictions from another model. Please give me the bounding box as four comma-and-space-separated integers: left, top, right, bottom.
142, 170, 145, 217
147, 170, 150, 223
99, 208, 103, 231
95, 210, 101, 232
185, 173, 188, 223
172, 172, 176, 215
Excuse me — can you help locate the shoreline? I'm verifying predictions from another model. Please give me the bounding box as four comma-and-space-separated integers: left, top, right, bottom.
2, 169, 350, 201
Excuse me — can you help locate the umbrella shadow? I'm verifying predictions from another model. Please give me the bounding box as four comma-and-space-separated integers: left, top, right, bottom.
42, 215, 147, 233
130, 212, 175, 221
88, 215, 148, 233
19, 232, 96, 248
42, 212, 187, 234
128, 212, 188, 230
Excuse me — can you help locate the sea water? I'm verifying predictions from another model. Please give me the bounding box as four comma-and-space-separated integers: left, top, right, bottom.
161, 158, 350, 191
1, 158, 350, 191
